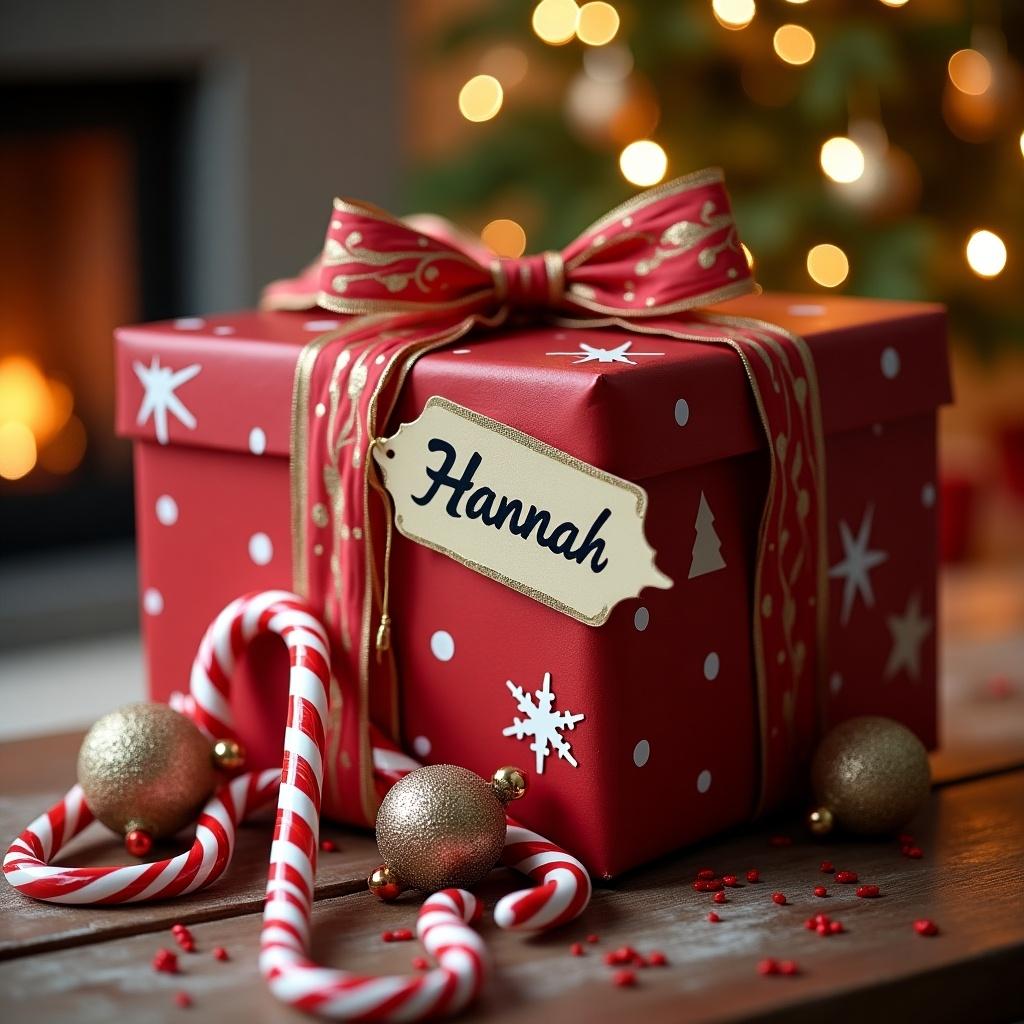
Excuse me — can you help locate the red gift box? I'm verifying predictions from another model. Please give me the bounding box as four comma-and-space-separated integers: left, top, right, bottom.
115, 291, 949, 878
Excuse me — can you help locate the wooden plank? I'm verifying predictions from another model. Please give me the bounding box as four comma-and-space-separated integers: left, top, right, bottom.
2, 770, 1022, 1024
0, 731, 379, 959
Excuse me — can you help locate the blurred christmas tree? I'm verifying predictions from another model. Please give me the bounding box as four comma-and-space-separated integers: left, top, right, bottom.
404, 0, 1023, 355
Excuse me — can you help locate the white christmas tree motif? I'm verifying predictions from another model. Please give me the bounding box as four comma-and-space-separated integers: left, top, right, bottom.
689, 491, 727, 579
134, 356, 202, 445
545, 340, 664, 365
502, 671, 585, 775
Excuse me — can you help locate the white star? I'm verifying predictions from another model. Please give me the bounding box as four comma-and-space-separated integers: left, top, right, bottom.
134, 356, 202, 445
828, 504, 888, 625
546, 340, 664, 365
885, 592, 932, 681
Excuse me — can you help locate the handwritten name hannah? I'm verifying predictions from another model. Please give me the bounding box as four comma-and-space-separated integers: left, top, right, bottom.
411, 438, 611, 574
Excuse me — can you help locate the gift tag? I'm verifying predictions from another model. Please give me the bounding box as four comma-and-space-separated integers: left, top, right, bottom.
372, 396, 672, 626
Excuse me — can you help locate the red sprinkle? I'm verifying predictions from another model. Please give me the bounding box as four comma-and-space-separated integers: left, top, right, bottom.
153, 949, 179, 974
905, 846, 923, 859
212, 947, 229, 962
769, 835, 793, 847
835, 870, 859, 884
856, 885, 880, 899
382, 931, 395, 943
758, 958, 779, 976
914, 919, 939, 937
172, 926, 195, 952
603, 952, 618, 966
647, 951, 668, 966
319, 838, 338, 853
829, 921, 844, 934
613, 969, 637, 988
713, 891, 727, 904
814, 886, 828, 898
171, 923, 187, 934
696, 868, 716, 880
174, 992, 192, 1009
412, 956, 430, 970
704, 878, 724, 891
819, 861, 835, 874
898, 834, 915, 846
586, 934, 600, 943
570, 942, 585, 956
746, 869, 760, 883
708, 912, 721, 923
722, 874, 740, 887
390, 928, 413, 942
771, 892, 787, 905
779, 960, 800, 976
816, 923, 829, 936
804, 918, 816, 931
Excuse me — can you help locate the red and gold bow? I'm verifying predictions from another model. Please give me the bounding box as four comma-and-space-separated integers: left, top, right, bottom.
265, 169, 827, 835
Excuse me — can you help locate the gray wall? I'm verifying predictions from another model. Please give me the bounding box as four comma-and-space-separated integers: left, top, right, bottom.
0, 0, 401, 311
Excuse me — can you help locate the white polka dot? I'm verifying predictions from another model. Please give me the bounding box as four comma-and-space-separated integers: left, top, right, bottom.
412, 735, 432, 758
155, 494, 178, 526
174, 317, 205, 330
249, 427, 267, 456
249, 532, 273, 566
452, 349, 472, 355
634, 606, 650, 632
674, 398, 690, 426
314, 402, 326, 418
703, 652, 720, 681
633, 740, 650, 767
830, 671, 843, 696
212, 325, 235, 335
143, 588, 164, 615
375, 354, 386, 365
921, 483, 936, 508
787, 303, 826, 317
304, 319, 342, 332
696, 769, 712, 793
881, 347, 901, 379
430, 630, 455, 662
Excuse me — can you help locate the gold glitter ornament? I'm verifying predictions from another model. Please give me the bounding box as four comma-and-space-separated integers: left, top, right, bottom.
370, 764, 527, 896
77, 703, 217, 846
809, 716, 930, 836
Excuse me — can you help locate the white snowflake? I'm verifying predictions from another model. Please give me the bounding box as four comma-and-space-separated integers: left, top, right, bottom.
502, 671, 585, 775
134, 355, 202, 445
545, 340, 664, 365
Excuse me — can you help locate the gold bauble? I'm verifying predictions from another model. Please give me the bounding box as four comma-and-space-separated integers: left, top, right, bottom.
212, 738, 246, 771
375, 764, 509, 892
490, 765, 528, 805
77, 703, 216, 839
811, 716, 931, 836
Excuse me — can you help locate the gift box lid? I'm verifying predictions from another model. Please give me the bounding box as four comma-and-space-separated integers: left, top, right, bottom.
115, 293, 950, 479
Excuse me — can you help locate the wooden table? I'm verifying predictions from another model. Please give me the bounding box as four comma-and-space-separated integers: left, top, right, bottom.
3, 583, 1023, 1022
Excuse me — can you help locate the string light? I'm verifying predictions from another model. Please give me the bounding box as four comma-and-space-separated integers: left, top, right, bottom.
711, 0, 756, 31
619, 140, 668, 186
784, 0, 810, 4
481, 219, 528, 258
576, 2, 619, 46
807, 244, 849, 288
879, 0, 910, 7
458, 75, 504, 122
820, 136, 865, 183
965, 229, 1007, 278
948, 49, 992, 96
532, 0, 579, 46
1019, 130, 1024, 158
773, 24, 816, 65
0, 421, 37, 480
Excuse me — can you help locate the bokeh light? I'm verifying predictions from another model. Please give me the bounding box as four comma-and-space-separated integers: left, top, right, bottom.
532, 0, 579, 46
965, 229, 1007, 278
820, 136, 866, 183
481, 218, 528, 258
879, 0, 910, 7
0, 421, 37, 480
807, 244, 850, 288
479, 45, 529, 88
773, 25, 816, 65
712, 0, 756, 31
576, 2, 620, 46
948, 49, 992, 96
40, 415, 87, 475
458, 75, 504, 122
619, 140, 668, 186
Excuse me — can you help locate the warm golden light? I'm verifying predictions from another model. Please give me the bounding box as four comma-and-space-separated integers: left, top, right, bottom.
784, 0, 810, 4
576, 2, 619, 45
619, 139, 668, 186
948, 49, 992, 96
0, 421, 37, 480
741, 243, 755, 270
807, 244, 850, 288
479, 45, 529, 88
879, 0, 910, 6
532, 0, 579, 46
458, 75, 504, 122
481, 218, 528, 258
966, 229, 1007, 278
712, 0, 756, 30
820, 136, 865, 183
773, 24, 816, 65
40, 414, 87, 475
1020, 130, 1024, 159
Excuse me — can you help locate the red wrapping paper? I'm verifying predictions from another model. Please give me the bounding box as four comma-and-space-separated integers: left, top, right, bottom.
116, 292, 950, 877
